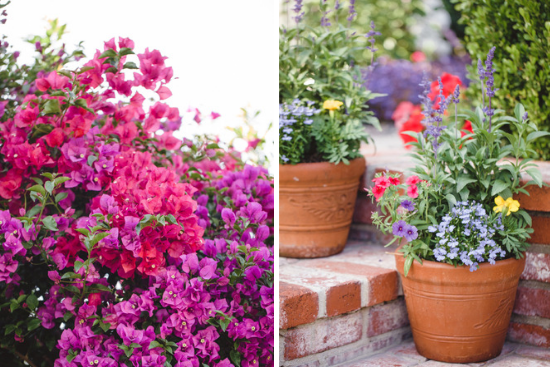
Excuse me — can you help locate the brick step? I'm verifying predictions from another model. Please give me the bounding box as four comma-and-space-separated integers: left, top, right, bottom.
339, 341, 550, 367
280, 241, 411, 365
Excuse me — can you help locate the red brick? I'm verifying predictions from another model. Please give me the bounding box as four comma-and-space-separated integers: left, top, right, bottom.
514, 285, 550, 318
301, 260, 399, 307
508, 321, 550, 348
367, 298, 409, 337
280, 266, 362, 318
515, 183, 550, 213
284, 312, 362, 360
522, 252, 550, 283
280, 281, 318, 329
515, 345, 550, 361
353, 194, 378, 224
326, 281, 361, 317
529, 214, 550, 244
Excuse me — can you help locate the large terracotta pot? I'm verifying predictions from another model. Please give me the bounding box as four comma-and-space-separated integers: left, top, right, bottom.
279, 157, 365, 258
395, 251, 526, 363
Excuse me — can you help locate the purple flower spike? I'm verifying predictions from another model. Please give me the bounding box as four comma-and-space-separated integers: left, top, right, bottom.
293, 0, 304, 23
522, 112, 528, 121
452, 85, 460, 104
392, 220, 407, 237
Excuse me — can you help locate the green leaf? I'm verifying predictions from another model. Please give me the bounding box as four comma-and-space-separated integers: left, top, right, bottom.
43, 99, 61, 115
456, 177, 477, 193
27, 318, 41, 331
30, 123, 54, 141
55, 192, 69, 203
445, 194, 456, 208
73, 98, 88, 109
54, 176, 70, 187
28, 184, 46, 196
527, 131, 550, 143
123, 61, 139, 69
149, 340, 163, 350
98, 49, 117, 59
89, 232, 111, 248
74, 261, 85, 272
45, 180, 54, 195
119, 47, 135, 56
75, 228, 90, 237
87, 155, 98, 166
26, 294, 38, 311
404, 255, 413, 277
526, 168, 543, 187
42, 216, 58, 231
491, 180, 509, 196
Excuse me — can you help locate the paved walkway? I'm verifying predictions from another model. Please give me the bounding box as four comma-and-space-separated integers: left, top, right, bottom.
342, 341, 550, 366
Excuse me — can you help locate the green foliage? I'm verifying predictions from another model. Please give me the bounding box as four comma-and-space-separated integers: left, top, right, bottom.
400, 102, 545, 269
453, 0, 550, 159
310, 109, 369, 164
279, 12, 383, 164
281, 0, 425, 60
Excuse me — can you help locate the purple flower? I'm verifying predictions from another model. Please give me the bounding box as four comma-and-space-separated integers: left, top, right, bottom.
400, 200, 415, 211
392, 220, 407, 237
404, 225, 419, 242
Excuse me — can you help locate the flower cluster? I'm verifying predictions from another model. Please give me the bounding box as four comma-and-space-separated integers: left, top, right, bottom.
392, 220, 418, 242
0, 32, 274, 367
279, 99, 320, 164
371, 174, 421, 202
429, 201, 506, 271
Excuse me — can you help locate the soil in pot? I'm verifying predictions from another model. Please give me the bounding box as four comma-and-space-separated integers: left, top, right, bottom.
395, 252, 526, 363
279, 157, 365, 258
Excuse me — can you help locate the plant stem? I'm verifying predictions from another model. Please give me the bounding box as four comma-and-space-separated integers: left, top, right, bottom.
0, 346, 38, 367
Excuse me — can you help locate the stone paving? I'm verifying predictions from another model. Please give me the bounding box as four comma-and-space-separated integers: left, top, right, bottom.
341, 341, 550, 366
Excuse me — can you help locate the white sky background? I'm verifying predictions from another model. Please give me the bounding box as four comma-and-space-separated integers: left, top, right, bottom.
4, 0, 278, 171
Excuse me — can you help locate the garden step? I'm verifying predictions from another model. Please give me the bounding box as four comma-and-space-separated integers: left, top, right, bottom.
279, 241, 410, 365
338, 341, 550, 367
280, 241, 401, 330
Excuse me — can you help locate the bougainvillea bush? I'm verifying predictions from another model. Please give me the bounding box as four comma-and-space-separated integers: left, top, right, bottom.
0, 31, 274, 367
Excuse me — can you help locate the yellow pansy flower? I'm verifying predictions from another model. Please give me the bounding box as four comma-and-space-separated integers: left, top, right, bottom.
323, 100, 343, 111
493, 196, 520, 216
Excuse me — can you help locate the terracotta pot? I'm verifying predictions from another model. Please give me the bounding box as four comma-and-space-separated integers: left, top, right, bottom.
279, 157, 365, 258
395, 251, 525, 363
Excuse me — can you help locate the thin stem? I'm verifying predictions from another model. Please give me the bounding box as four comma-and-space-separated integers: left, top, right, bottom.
0, 346, 38, 367
489, 97, 493, 132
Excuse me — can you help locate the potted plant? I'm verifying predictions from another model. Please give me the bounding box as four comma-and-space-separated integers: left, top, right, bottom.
366, 47, 548, 363
279, 0, 382, 258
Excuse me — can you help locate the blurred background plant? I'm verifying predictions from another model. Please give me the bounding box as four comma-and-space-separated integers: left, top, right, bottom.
454, 0, 550, 160
281, 0, 425, 61
279, 0, 383, 164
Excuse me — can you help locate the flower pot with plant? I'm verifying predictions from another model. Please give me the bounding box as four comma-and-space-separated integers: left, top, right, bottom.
279, 0, 383, 258
366, 47, 549, 363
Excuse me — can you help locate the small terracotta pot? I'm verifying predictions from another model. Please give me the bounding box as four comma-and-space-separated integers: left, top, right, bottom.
395, 251, 525, 363
279, 157, 365, 258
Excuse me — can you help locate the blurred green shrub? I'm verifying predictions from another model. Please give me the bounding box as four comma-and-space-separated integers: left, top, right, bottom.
454, 0, 550, 159
281, 0, 425, 62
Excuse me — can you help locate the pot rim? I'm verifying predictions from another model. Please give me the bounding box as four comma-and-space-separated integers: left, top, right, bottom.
279, 156, 366, 170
